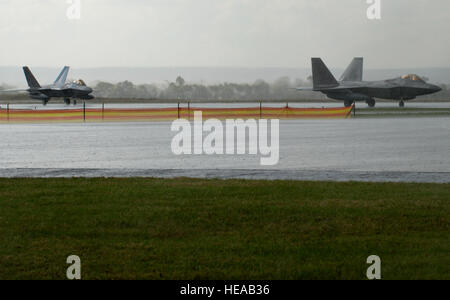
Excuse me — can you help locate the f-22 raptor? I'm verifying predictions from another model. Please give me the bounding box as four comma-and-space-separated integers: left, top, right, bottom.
2, 66, 94, 105
297, 58, 442, 107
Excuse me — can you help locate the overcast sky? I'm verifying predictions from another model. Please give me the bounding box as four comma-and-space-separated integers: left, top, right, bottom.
0, 0, 449, 69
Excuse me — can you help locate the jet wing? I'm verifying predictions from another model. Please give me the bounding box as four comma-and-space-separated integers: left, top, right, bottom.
325, 85, 363, 90
295, 85, 364, 92
293, 87, 314, 91
0, 88, 28, 93
324, 83, 398, 91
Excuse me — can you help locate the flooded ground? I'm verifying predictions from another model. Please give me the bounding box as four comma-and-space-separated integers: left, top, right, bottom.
0, 105, 449, 182
2, 168, 449, 183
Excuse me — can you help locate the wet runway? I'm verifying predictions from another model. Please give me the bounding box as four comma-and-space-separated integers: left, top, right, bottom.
0, 109, 449, 182
3, 168, 450, 183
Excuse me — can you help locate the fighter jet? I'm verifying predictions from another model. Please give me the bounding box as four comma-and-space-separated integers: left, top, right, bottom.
1, 66, 94, 105
296, 58, 442, 107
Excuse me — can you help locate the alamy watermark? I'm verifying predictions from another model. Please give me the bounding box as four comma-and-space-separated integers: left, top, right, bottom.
67, 0, 81, 20
64, 253, 381, 279
66, 255, 81, 280
366, 255, 381, 280
367, 0, 381, 20
171, 112, 280, 166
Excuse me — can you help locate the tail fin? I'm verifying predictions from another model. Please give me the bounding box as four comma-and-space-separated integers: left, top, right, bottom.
340, 57, 363, 82
23, 67, 41, 89
54, 66, 70, 87
311, 58, 339, 90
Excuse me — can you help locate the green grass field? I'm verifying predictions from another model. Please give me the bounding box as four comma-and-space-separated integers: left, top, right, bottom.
0, 178, 448, 280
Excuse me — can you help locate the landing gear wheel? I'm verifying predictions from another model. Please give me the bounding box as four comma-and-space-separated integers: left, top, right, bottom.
366, 99, 376, 108
344, 100, 353, 107
399, 100, 405, 108
42, 100, 48, 106
64, 98, 71, 105
73, 100, 77, 105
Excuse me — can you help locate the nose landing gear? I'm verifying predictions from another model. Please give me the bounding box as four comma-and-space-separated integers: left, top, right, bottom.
399, 100, 405, 108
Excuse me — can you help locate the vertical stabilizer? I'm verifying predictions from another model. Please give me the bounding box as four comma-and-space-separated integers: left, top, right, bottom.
340, 57, 363, 82
23, 67, 41, 89
54, 66, 70, 87
311, 58, 339, 90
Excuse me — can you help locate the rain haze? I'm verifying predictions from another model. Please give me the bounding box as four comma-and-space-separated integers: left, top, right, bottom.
0, 0, 449, 70
1, 1, 450, 283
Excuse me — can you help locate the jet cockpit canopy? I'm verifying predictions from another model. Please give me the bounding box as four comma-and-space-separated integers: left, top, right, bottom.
401, 74, 425, 83
72, 79, 86, 86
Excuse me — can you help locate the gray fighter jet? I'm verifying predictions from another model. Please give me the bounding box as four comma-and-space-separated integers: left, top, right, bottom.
297, 58, 442, 107
1, 66, 94, 105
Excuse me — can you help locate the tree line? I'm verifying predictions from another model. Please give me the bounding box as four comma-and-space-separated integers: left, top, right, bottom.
1, 76, 450, 101
92, 76, 325, 100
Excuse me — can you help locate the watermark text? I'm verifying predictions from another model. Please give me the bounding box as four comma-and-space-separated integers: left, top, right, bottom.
171, 112, 280, 166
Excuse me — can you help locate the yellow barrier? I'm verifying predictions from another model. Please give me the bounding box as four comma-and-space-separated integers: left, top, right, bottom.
0, 104, 354, 123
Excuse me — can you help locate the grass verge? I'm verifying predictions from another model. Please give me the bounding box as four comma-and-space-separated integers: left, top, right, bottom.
0, 178, 448, 280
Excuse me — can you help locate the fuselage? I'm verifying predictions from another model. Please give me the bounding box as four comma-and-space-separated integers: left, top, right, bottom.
301, 58, 443, 107
318, 77, 441, 102
28, 83, 94, 101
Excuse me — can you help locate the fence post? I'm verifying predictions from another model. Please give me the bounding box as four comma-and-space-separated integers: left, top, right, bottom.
260, 101, 262, 119
178, 102, 180, 119
7, 103, 9, 122
188, 101, 190, 121
83, 101, 86, 122
102, 102, 104, 121
353, 102, 356, 117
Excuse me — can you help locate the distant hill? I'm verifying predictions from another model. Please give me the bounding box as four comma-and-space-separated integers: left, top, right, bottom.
1, 66, 449, 87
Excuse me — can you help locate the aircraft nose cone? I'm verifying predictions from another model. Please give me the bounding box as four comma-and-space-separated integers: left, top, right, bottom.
430, 84, 442, 92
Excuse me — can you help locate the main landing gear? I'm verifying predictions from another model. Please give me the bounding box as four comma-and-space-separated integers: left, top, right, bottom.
366, 99, 376, 108
64, 98, 78, 105
399, 100, 405, 108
